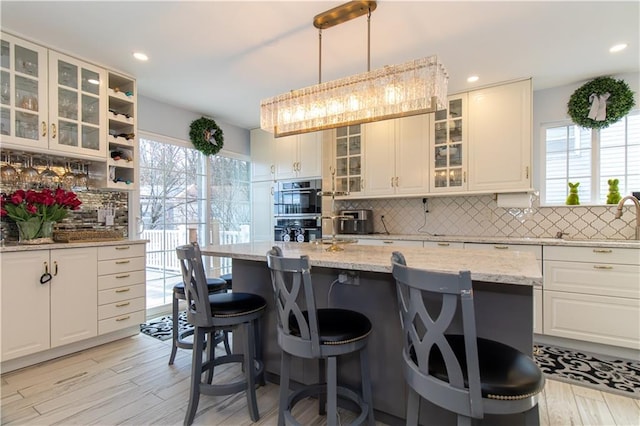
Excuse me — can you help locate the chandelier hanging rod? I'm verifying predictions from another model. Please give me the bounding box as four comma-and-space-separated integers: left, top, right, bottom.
316, 1, 375, 84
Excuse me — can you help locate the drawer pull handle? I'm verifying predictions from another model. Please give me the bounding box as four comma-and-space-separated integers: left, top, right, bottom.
593, 249, 612, 253
593, 265, 613, 270
115, 302, 130, 308
115, 274, 130, 279
115, 246, 131, 250
115, 288, 131, 293
438, 242, 450, 247
383, 241, 394, 244
116, 315, 131, 322
494, 245, 509, 250
115, 260, 130, 265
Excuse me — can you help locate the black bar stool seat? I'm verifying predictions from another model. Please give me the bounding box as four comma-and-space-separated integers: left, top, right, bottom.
168, 278, 230, 365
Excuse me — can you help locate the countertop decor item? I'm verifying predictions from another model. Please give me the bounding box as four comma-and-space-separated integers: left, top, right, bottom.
189, 116, 224, 156
607, 178, 621, 204
567, 76, 635, 129
0, 188, 82, 243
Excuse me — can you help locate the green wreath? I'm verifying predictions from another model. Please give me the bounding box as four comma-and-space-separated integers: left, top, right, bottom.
567, 77, 635, 129
189, 117, 224, 155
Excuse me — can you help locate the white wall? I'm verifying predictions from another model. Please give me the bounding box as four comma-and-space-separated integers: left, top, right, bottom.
137, 95, 250, 156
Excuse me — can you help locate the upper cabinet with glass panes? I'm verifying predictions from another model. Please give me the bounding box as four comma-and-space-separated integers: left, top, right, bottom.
430, 94, 467, 192
333, 124, 363, 197
1, 32, 107, 160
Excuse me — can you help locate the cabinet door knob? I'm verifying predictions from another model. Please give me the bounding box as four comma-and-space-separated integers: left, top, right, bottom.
51, 123, 57, 139
41, 121, 47, 137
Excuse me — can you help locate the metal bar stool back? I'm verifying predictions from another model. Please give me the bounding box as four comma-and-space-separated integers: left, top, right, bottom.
176, 243, 266, 426
266, 246, 375, 426
390, 251, 544, 426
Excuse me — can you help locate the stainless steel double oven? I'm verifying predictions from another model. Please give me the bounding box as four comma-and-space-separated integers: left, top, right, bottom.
273, 179, 322, 243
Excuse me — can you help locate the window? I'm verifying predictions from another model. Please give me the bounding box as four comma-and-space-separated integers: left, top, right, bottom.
542, 110, 639, 205
139, 133, 250, 311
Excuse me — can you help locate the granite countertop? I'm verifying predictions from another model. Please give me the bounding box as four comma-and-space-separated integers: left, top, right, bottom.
333, 233, 640, 249
201, 241, 542, 287
0, 239, 148, 252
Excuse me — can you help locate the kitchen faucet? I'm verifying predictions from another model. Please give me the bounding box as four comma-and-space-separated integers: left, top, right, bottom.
614, 195, 640, 240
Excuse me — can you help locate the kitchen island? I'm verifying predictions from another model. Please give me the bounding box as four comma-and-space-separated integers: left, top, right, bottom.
201, 241, 542, 425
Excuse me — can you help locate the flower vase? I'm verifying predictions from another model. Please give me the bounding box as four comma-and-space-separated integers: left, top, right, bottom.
16, 219, 55, 244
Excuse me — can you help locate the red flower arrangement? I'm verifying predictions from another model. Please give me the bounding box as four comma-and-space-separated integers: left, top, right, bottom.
1, 188, 82, 223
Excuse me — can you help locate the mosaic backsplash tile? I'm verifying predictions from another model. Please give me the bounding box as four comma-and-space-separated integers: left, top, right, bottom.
335, 194, 637, 240
0, 185, 129, 242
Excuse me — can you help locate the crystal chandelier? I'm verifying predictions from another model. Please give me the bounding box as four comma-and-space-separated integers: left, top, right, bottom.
260, 1, 449, 138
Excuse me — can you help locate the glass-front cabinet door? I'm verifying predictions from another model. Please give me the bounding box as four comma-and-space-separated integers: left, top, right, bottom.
0, 33, 49, 150
48, 51, 106, 157
430, 94, 467, 192
334, 124, 362, 196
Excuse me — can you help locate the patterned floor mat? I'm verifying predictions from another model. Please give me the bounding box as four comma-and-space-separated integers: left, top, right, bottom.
140, 315, 639, 398
534, 344, 639, 398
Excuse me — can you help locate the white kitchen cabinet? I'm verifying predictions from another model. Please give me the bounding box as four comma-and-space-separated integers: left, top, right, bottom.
467, 79, 532, 192
430, 94, 467, 193
333, 124, 363, 197
250, 128, 322, 182
356, 238, 423, 247
364, 115, 430, 197
1, 32, 108, 160
1, 247, 98, 361
543, 246, 640, 349
0, 33, 48, 150
104, 72, 137, 190
251, 180, 275, 241
97, 244, 146, 334
250, 128, 276, 182
423, 241, 464, 249
274, 132, 322, 180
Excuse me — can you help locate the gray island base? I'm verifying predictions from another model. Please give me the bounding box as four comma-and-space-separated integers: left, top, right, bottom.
201, 242, 542, 425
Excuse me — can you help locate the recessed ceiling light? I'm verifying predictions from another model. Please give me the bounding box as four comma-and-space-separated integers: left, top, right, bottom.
609, 43, 627, 53
133, 52, 149, 61
467, 75, 479, 83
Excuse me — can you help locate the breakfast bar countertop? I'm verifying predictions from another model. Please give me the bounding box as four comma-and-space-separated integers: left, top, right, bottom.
201, 241, 542, 286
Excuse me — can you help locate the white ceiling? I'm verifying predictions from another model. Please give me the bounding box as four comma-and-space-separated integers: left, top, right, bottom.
2, 1, 638, 130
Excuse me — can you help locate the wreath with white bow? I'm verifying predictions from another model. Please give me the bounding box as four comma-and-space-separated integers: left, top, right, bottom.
189, 117, 224, 155
567, 77, 635, 129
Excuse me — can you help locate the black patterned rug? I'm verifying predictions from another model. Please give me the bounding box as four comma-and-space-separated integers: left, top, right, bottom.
140, 311, 193, 341
140, 315, 639, 398
534, 344, 639, 398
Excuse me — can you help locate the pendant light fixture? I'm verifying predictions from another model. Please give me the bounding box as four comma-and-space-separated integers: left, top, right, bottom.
260, 0, 449, 138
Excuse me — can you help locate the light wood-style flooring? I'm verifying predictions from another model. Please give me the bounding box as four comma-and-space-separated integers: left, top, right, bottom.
2, 334, 639, 425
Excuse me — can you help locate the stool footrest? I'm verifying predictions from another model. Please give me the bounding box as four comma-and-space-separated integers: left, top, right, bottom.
284, 383, 370, 426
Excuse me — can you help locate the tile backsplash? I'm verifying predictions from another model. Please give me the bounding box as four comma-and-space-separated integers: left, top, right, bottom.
336, 194, 637, 240
0, 188, 129, 242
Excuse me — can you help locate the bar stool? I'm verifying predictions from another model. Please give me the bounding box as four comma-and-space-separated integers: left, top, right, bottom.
168, 277, 231, 365
266, 246, 375, 426
220, 273, 232, 290
176, 243, 267, 426
390, 251, 544, 425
